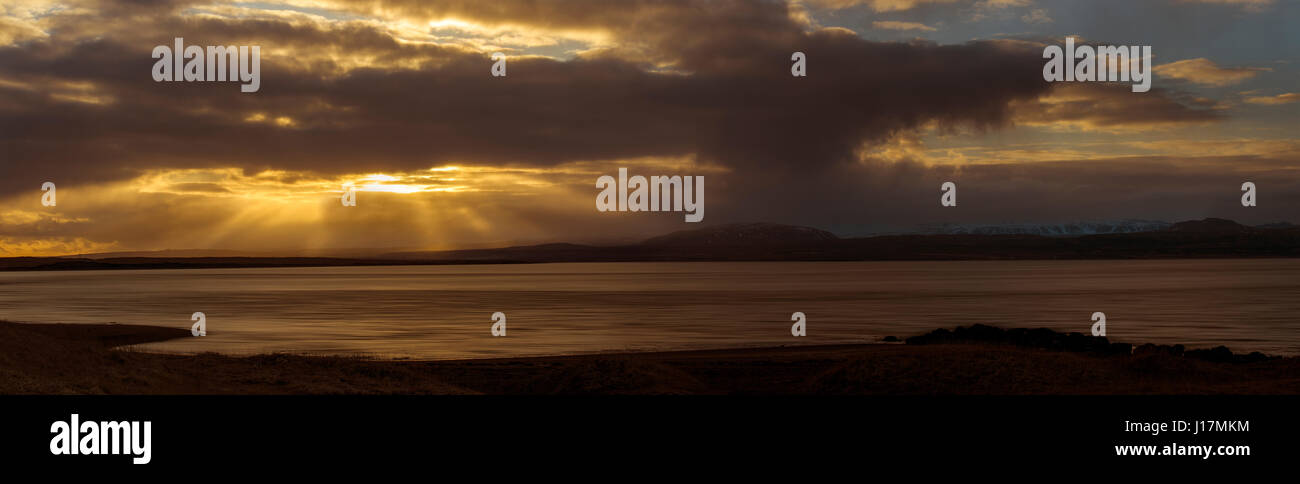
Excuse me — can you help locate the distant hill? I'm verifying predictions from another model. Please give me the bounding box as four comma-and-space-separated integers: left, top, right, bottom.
642, 223, 838, 247
392, 218, 1300, 262
381, 243, 612, 261
68, 249, 268, 259
922, 219, 1171, 237
1167, 218, 1253, 233
68, 248, 419, 259
5, 218, 1298, 271
1255, 222, 1299, 230
0, 257, 517, 271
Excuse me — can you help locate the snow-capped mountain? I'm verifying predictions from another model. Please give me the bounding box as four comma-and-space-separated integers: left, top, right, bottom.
920, 220, 1173, 237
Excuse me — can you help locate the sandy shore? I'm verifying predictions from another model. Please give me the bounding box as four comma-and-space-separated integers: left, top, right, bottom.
1, 320, 1297, 395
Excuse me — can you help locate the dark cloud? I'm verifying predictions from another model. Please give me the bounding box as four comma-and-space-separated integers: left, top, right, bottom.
709, 153, 1300, 236
0, 0, 1056, 190
0, 0, 1293, 254
1010, 83, 1225, 130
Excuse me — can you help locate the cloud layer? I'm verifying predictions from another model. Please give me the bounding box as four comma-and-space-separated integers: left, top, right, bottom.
0, 0, 1295, 255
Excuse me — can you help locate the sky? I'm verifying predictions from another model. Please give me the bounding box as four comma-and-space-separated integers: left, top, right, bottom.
0, 0, 1297, 256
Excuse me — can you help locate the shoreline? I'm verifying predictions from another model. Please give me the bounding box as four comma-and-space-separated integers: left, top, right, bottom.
2, 320, 1297, 395
6, 218, 1300, 272
5, 254, 1300, 273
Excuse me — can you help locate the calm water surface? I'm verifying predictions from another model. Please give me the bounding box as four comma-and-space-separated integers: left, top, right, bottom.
1, 260, 1297, 358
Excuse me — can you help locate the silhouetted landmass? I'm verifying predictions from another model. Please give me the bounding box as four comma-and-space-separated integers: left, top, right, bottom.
921, 219, 1172, 236
0, 256, 523, 272
2, 321, 1296, 395
904, 324, 1276, 364
641, 222, 839, 246
367, 218, 1300, 262
4, 218, 1298, 271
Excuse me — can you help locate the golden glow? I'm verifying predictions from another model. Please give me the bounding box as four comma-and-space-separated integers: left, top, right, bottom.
427, 18, 477, 30
0, 156, 718, 256
0, 77, 115, 105
0, 237, 118, 257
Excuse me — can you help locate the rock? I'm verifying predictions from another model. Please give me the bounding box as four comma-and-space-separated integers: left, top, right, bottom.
1186, 346, 1234, 363
904, 325, 1273, 363
1106, 343, 1133, 356
905, 328, 951, 345
1134, 343, 1184, 358
1238, 351, 1274, 363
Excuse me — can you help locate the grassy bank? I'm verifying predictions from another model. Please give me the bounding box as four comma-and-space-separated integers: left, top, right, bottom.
1, 321, 1297, 395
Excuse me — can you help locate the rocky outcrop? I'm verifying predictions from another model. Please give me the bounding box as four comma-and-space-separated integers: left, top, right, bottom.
905, 324, 1277, 363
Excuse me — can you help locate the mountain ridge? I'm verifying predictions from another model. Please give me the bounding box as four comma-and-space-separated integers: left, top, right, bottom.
6, 218, 1297, 271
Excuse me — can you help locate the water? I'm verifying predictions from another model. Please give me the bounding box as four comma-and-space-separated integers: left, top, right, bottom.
1, 259, 1297, 358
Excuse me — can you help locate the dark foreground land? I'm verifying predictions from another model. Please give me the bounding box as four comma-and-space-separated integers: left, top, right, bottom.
1, 321, 1297, 395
